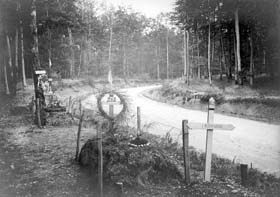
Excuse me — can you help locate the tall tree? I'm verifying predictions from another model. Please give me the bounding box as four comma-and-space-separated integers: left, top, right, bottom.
31, 0, 41, 94
234, 8, 241, 84
19, 2, 27, 87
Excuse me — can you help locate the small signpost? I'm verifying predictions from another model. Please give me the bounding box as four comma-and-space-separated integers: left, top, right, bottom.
182, 97, 235, 182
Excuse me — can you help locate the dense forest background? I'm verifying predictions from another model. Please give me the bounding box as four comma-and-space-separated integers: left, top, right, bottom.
0, 0, 279, 95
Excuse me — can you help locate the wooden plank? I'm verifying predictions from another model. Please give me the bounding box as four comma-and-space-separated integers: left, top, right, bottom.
182, 120, 190, 183
187, 123, 235, 130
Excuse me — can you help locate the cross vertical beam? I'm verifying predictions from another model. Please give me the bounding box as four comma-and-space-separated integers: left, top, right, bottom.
204, 97, 215, 182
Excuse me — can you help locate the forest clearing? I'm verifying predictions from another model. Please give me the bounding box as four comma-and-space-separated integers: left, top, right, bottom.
0, 0, 280, 196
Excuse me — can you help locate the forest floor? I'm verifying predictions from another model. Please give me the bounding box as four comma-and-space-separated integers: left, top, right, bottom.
0, 78, 279, 197
145, 77, 280, 124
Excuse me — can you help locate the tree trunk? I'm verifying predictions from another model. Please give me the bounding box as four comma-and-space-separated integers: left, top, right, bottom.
6, 34, 15, 94
249, 35, 254, 86
108, 25, 112, 64
15, 28, 19, 79
235, 8, 242, 84
47, 28, 52, 68
233, 34, 238, 84
207, 23, 212, 85
227, 36, 233, 81
166, 29, 169, 79
108, 24, 113, 78
47, 8, 52, 69
6, 35, 13, 79
196, 32, 200, 79
78, 50, 82, 77
183, 29, 187, 78
156, 46, 160, 80
31, 0, 41, 95
87, 7, 92, 75
123, 44, 126, 77
4, 57, 10, 95
220, 31, 226, 80
211, 38, 215, 61
219, 42, 222, 80
263, 49, 266, 74
20, 20, 27, 87
186, 30, 190, 84
68, 27, 74, 78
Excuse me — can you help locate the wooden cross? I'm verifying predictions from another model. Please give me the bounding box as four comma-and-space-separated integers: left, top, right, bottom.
182, 97, 235, 182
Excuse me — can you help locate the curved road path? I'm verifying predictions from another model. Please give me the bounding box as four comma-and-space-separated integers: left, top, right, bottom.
84, 85, 280, 177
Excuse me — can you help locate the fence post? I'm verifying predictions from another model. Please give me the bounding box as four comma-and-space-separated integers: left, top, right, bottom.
182, 120, 190, 183
116, 182, 123, 196
240, 164, 248, 186
137, 106, 141, 136
75, 100, 84, 161
68, 96, 72, 114
98, 126, 103, 197
204, 97, 215, 182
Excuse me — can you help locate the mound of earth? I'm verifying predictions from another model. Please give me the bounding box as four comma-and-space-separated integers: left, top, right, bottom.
79, 127, 183, 186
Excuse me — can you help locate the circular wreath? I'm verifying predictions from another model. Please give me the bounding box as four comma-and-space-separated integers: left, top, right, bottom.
97, 91, 128, 121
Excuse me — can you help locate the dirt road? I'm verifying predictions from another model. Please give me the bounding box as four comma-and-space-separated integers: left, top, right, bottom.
85, 85, 280, 177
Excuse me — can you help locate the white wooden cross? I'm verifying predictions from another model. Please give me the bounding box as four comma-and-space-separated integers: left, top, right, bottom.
183, 97, 235, 182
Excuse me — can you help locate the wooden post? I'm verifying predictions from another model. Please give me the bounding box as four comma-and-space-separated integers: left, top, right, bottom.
109, 103, 114, 130
36, 98, 41, 128
68, 96, 72, 114
98, 126, 103, 197
75, 100, 84, 161
116, 182, 123, 196
137, 106, 141, 136
204, 97, 215, 182
240, 164, 248, 186
182, 120, 190, 183
109, 104, 114, 117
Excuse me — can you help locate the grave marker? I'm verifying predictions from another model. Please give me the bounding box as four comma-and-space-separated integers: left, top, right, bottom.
182, 97, 235, 182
